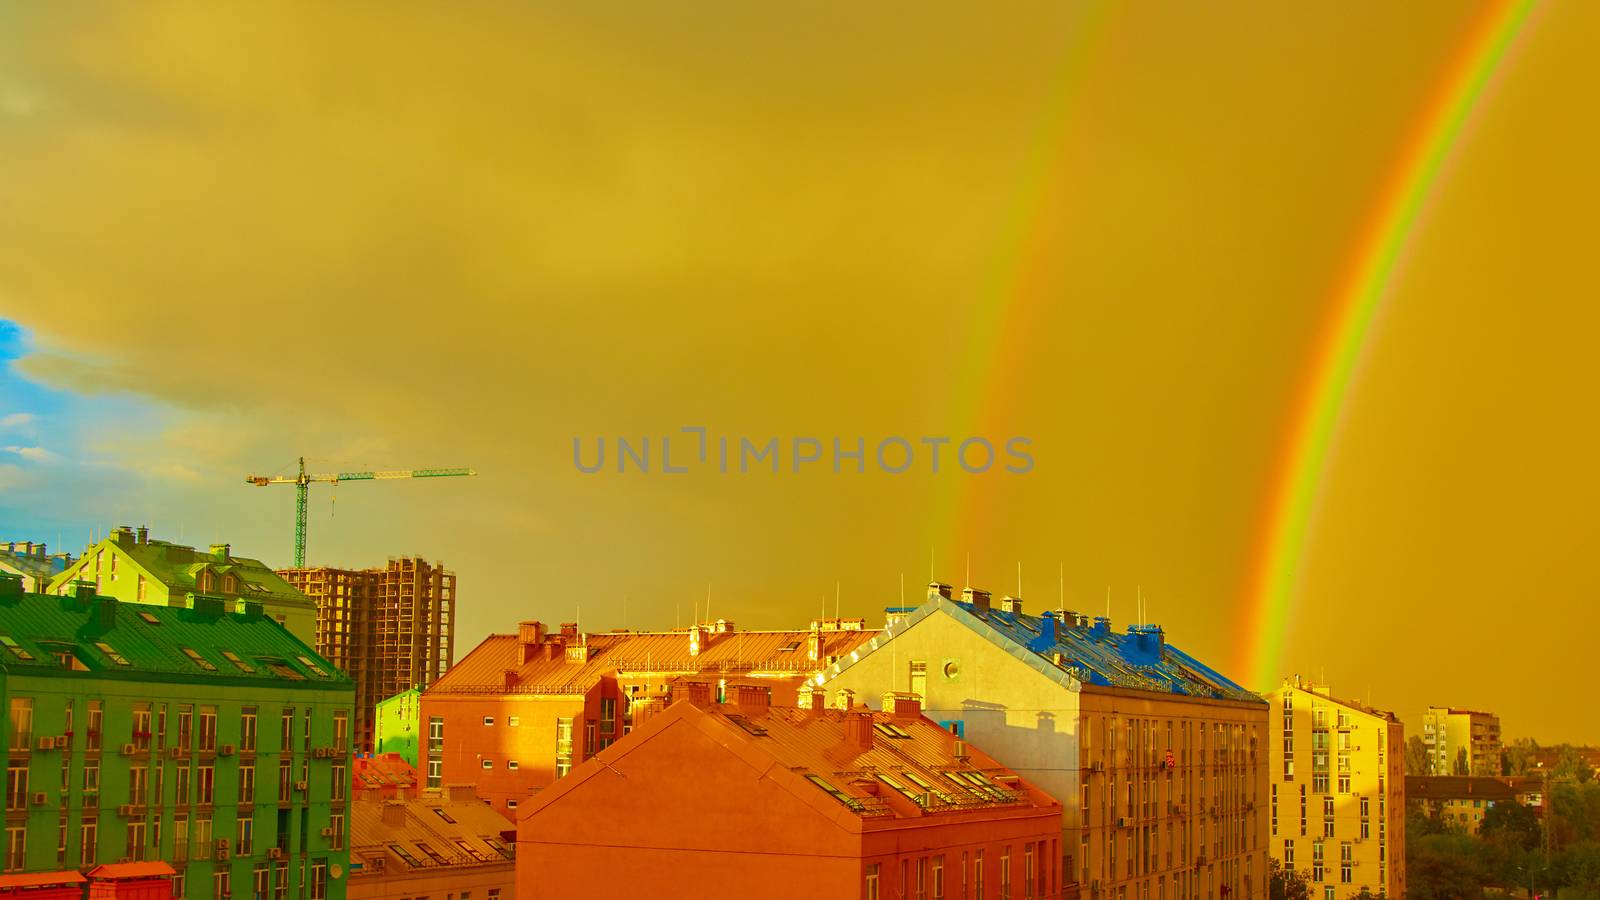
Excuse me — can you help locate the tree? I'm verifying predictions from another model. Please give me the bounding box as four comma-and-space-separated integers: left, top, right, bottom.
1555, 744, 1597, 784
1270, 857, 1311, 900
1346, 890, 1389, 900
1482, 800, 1544, 851
1406, 735, 1431, 776
1455, 747, 1471, 776
1408, 833, 1489, 900
1503, 737, 1539, 776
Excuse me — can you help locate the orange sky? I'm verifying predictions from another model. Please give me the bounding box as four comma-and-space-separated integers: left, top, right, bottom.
0, 1, 1595, 742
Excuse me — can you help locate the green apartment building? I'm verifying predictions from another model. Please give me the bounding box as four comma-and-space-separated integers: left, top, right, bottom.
371, 690, 419, 768
47, 527, 316, 645
0, 574, 353, 900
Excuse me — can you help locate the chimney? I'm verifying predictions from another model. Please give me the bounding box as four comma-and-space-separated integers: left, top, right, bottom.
1091, 616, 1111, 638
962, 586, 992, 615
544, 639, 564, 662
835, 688, 854, 710
796, 684, 825, 716
841, 712, 874, 753
503, 669, 520, 690
630, 695, 662, 730
927, 582, 953, 602
518, 620, 546, 649
94, 596, 117, 631
674, 681, 713, 708
688, 624, 704, 657
733, 684, 770, 716
887, 692, 921, 720
380, 801, 406, 828
714, 619, 735, 634
559, 622, 578, 640
1027, 610, 1060, 652
136, 526, 148, 545
209, 543, 230, 561
1000, 595, 1023, 615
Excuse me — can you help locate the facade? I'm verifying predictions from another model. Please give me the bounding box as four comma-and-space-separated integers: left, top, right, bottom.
0, 575, 353, 900
278, 559, 455, 753
518, 685, 1069, 900
46, 528, 316, 645
1405, 775, 1545, 831
423, 618, 876, 818
819, 584, 1270, 900
1421, 707, 1501, 776
372, 692, 420, 768
347, 785, 512, 900
0, 544, 72, 593
1268, 678, 1405, 900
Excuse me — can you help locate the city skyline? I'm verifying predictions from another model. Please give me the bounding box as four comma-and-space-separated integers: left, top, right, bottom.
3, 0, 1599, 747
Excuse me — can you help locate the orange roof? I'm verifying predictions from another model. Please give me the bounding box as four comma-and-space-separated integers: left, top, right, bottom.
431, 624, 878, 696
85, 862, 176, 880
353, 752, 418, 789
349, 793, 516, 874
0, 872, 87, 889
523, 698, 1061, 826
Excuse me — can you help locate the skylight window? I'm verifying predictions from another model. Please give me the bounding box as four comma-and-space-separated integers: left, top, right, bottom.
180, 647, 217, 672
94, 641, 131, 667
0, 635, 34, 661
137, 612, 162, 625
876, 773, 933, 808
805, 774, 865, 812
220, 650, 255, 674
296, 655, 328, 677
431, 808, 456, 825
725, 714, 768, 736
387, 844, 420, 867
873, 722, 913, 739
778, 640, 800, 652
901, 770, 957, 805
260, 658, 305, 681
482, 837, 513, 860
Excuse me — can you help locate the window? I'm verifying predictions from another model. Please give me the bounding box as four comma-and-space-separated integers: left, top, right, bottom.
175, 764, 191, 806
481, 759, 493, 770
5, 764, 26, 810
975, 850, 985, 897
84, 760, 101, 793
213, 870, 231, 900
329, 813, 344, 850
482, 716, 494, 727
909, 659, 927, 698
197, 765, 215, 805
272, 862, 287, 900
426, 760, 441, 789
279, 760, 292, 803
281, 709, 294, 751
932, 856, 945, 900
173, 815, 189, 860
80, 819, 97, 866
1025, 844, 1035, 899
0, 636, 32, 662
237, 816, 254, 855
5, 826, 23, 872
194, 814, 212, 860
173, 873, 187, 900
253, 865, 269, 900
507, 760, 519, 771
427, 717, 444, 753
555, 718, 574, 778
200, 706, 217, 752
333, 712, 348, 752
222, 651, 256, 674
242, 709, 258, 752
865, 864, 880, 900
295, 655, 328, 677
129, 765, 148, 805
1001, 846, 1011, 898
600, 699, 616, 735
181, 647, 217, 672
7, 699, 31, 751
311, 861, 326, 900
178, 705, 194, 753
125, 821, 147, 861
133, 704, 153, 749
331, 764, 345, 802
917, 857, 927, 900
507, 717, 520, 727
137, 575, 148, 601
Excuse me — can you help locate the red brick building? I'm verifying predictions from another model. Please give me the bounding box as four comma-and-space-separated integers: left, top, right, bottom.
518, 686, 1073, 900
422, 618, 876, 817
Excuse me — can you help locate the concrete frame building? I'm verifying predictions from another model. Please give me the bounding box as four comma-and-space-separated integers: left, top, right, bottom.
47, 528, 316, 645
518, 686, 1070, 900
1268, 678, 1405, 900
279, 559, 456, 753
1421, 707, 1501, 777
0, 575, 352, 900
817, 584, 1270, 900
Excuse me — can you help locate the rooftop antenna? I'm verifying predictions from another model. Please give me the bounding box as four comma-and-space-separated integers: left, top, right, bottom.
706, 583, 712, 623
1017, 561, 1023, 599
834, 580, 840, 622
1137, 584, 1143, 627
1105, 586, 1110, 620
1058, 562, 1064, 610
965, 552, 971, 587
929, 547, 934, 582
900, 572, 905, 604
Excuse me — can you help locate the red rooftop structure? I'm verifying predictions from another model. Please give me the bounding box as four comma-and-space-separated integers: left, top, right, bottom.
0, 872, 87, 900
84, 863, 175, 900
352, 752, 420, 800
517, 685, 1074, 899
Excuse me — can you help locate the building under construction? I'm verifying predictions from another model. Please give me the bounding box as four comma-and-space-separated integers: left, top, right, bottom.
279, 556, 456, 751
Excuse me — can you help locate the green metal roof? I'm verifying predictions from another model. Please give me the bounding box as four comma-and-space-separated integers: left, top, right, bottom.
0, 575, 348, 689
50, 532, 311, 606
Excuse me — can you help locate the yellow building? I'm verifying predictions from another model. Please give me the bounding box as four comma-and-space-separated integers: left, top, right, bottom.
47, 525, 318, 643
819, 583, 1270, 900
1269, 678, 1405, 900
1422, 706, 1501, 776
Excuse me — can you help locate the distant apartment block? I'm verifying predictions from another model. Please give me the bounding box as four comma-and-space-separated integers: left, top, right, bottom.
1422, 707, 1501, 776
348, 784, 513, 900
1268, 678, 1406, 900
818, 584, 1270, 900
424, 618, 877, 818
47, 527, 316, 644
1405, 775, 1545, 832
279, 559, 455, 753
0, 575, 352, 900
518, 687, 1069, 899
0, 542, 73, 592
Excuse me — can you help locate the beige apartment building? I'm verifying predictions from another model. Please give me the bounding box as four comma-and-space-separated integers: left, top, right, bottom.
1422, 706, 1501, 776
819, 583, 1270, 900
1269, 678, 1405, 900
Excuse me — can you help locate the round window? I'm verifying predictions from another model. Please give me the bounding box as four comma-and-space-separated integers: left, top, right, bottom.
943, 660, 960, 679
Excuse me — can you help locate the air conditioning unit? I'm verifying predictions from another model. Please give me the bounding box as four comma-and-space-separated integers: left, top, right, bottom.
167, 747, 186, 759
295, 781, 308, 792
219, 745, 236, 757
215, 849, 231, 862
319, 828, 334, 838
1117, 816, 1134, 828
267, 848, 284, 860
218, 839, 230, 850
35, 736, 55, 751
1090, 879, 1100, 891
119, 743, 138, 756
30, 792, 46, 806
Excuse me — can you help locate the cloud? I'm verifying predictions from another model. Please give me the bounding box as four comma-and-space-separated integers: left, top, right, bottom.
3, 446, 57, 463
0, 413, 34, 428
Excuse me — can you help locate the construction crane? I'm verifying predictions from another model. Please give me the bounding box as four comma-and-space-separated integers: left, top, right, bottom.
246, 457, 476, 567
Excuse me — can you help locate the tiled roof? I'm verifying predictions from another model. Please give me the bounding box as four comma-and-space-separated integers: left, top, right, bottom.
528, 698, 1060, 825
1404, 775, 1537, 802
822, 596, 1261, 704
431, 625, 878, 696
350, 794, 515, 874
353, 753, 419, 790
0, 577, 347, 687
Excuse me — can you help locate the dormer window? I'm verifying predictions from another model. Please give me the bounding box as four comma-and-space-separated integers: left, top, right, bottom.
198, 570, 214, 591
223, 574, 237, 593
